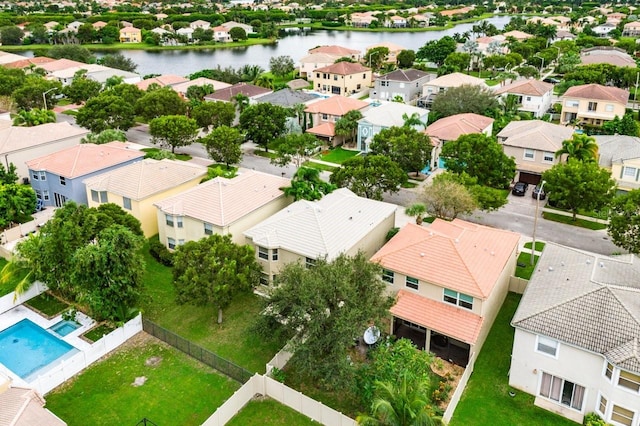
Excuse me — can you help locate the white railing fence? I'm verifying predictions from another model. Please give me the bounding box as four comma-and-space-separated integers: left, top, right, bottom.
0, 281, 47, 315
442, 351, 476, 423
265, 345, 293, 374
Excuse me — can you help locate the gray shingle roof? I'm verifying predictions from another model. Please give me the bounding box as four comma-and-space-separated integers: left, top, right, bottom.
255, 88, 317, 107
512, 243, 640, 373
594, 135, 640, 167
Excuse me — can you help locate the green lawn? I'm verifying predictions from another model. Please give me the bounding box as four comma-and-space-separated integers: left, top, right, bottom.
139, 238, 285, 373
45, 337, 239, 426
83, 323, 116, 342
25, 292, 69, 317
318, 147, 359, 164
301, 161, 338, 172
450, 293, 577, 426
226, 398, 320, 426
141, 147, 192, 161
545, 205, 609, 220
523, 241, 546, 251
254, 150, 278, 159
0, 39, 275, 52
515, 252, 540, 280
402, 181, 418, 189
542, 212, 607, 230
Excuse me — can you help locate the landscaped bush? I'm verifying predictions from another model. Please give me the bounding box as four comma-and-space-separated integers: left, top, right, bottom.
149, 238, 174, 266
583, 412, 610, 426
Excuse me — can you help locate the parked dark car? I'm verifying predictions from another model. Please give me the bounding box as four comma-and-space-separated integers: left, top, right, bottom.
543, 77, 560, 84
511, 182, 528, 196
532, 185, 546, 200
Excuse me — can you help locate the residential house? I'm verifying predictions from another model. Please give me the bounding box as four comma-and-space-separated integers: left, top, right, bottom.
475, 36, 508, 55
386, 15, 407, 28
155, 170, 291, 249
66, 21, 83, 32
606, 12, 627, 23
244, 188, 396, 285
256, 88, 318, 108
169, 77, 232, 98
411, 14, 431, 27
0, 379, 65, 426
510, 242, 640, 425
92, 21, 108, 30
580, 47, 637, 67
312, 62, 372, 96
418, 72, 489, 108
502, 30, 534, 41
211, 26, 231, 42
494, 79, 554, 118
83, 159, 207, 237
440, 7, 472, 17
594, 135, 640, 192
304, 96, 369, 146
48, 64, 140, 86
371, 220, 519, 366
221, 21, 254, 34
623, 21, 640, 37
366, 41, 406, 64
497, 120, 574, 184
136, 74, 189, 91
26, 142, 145, 208
190, 19, 211, 30
298, 53, 340, 79
560, 84, 629, 126
0, 51, 26, 65
592, 23, 617, 37
203, 83, 272, 103
308, 45, 361, 61
357, 103, 429, 152
348, 12, 378, 28
0, 122, 89, 180
553, 30, 577, 43
425, 113, 494, 171
176, 27, 194, 40
370, 68, 431, 103
2, 56, 55, 70
119, 27, 142, 43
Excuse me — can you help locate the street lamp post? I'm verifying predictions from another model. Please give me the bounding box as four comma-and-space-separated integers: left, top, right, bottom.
531, 180, 546, 266
42, 87, 57, 111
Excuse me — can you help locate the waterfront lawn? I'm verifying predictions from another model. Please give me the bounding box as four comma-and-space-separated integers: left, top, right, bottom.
515, 252, 539, 280
318, 147, 359, 164
139, 238, 284, 373
45, 336, 239, 426
226, 398, 320, 426
450, 293, 576, 426
0, 39, 275, 52
542, 212, 607, 230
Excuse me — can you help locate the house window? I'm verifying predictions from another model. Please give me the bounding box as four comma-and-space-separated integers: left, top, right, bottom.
536, 336, 559, 357
526, 96, 531, 101
99, 191, 108, 203
539, 372, 585, 411
622, 166, 637, 180
204, 223, 213, 235
122, 197, 131, 210
405, 276, 419, 290
618, 370, 640, 392
32, 172, 39, 180
598, 394, 607, 416
524, 149, 535, 160
382, 269, 394, 284
443, 289, 473, 310
605, 362, 614, 380
35, 190, 42, 200
59, 176, 66, 186
333, 75, 338, 80
588, 101, 598, 111
91, 190, 99, 203
39, 171, 46, 181
176, 216, 183, 228
43, 190, 49, 201
258, 246, 268, 260
362, 73, 366, 79
381, 81, 389, 87
165, 214, 174, 227
565, 100, 579, 107
316, 73, 320, 79
259, 273, 269, 286
167, 237, 176, 249
305, 257, 316, 268
605, 104, 614, 112
321, 113, 328, 120
178, 239, 184, 246
272, 249, 278, 261
543, 152, 554, 162
611, 404, 635, 426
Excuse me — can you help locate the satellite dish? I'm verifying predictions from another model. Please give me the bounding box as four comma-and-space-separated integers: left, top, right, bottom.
363, 326, 381, 345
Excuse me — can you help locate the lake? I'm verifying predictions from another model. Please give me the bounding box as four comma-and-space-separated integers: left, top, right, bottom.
20, 16, 511, 77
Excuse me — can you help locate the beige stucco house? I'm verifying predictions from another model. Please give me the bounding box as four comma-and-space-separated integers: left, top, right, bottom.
84, 159, 207, 237
497, 120, 574, 185
312, 62, 372, 96
154, 170, 291, 249
560, 84, 629, 126
595, 135, 640, 192
304, 96, 369, 146
119, 27, 142, 43
370, 220, 519, 366
510, 243, 640, 425
244, 188, 396, 285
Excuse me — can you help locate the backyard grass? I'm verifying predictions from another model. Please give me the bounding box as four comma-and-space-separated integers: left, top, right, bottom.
82, 323, 116, 342
25, 292, 69, 317
515, 252, 540, 280
450, 293, 577, 426
139, 238, 285, 373
523, 241, 546, 251
542, 212, 607, 230
45, 335, 240, 426
301, 161, 338, 172
318, 147, 359, 164
226, 398, 320, 426
141, 147, 192, 161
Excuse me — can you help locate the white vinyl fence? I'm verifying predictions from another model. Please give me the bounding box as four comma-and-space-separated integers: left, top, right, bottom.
442, 352, 476, 423
0, 209, 56, 245
202, 374, 356, 426
265, 345, 293, 374
33, 314, 143, 395
0, 281, 47, 315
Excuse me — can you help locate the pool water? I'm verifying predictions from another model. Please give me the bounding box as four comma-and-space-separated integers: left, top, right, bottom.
0, 319, 76, 380
50, 319, 80, 337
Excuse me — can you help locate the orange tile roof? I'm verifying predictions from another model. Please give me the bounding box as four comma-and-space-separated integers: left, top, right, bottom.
425, 113, 493, 142
313, 62, 370, 75
371, 220, 519, 299
494, 79, 553, 97
391, 290, 484, 344
304, 96, 368, 116
308, 45, 360, 56
306, 122, 335, 137
38, 58, 86, 72
563, 83, 629, 105
136, 74, 188, 90
26, 142, 145, 179
2, 56, 55, 69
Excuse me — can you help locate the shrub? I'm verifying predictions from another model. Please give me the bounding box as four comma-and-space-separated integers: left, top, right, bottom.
149, 238, 174, 266
583, 412, 610, 426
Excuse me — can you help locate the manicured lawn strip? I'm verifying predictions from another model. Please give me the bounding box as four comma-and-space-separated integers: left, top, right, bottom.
141, 147, 192, 161
62, 110, 78, 116
83, 323, 116, 342
523, 241, 546, 251
545, 205, 609, 220
450, 293, 576, 426
301, 161, 338, 172
0, 39, 275, 52
139, 239, 284, 373
226, 398, 320, 426
402, 181, 418, 189
25, 292, 69, 317
254, 150, 278, 159
515, 252, 539, 280
319, 147, 359, 164
46, 338, 239, 426
542, 212, 607, 230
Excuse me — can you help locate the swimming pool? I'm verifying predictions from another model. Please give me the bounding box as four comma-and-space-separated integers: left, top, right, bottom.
49, 319, 80, 337
0, 319, 77, 380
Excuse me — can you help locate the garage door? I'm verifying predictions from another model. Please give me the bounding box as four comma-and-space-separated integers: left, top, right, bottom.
518, 172, 541, 185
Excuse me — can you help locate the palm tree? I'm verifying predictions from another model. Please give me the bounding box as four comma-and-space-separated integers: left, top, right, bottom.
402, 112, 427, 129
555, 133, 599, 162
0, 260, 33, 298
356, 372, 441, 426
231, 93, 250, 114
253, 74, 274, 89
405, 204, 427, 225
239, 64, 264, 83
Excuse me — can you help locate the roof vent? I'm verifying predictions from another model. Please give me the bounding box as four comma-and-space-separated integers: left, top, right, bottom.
420, 253, 425, 257
349, 216, 353, 220
490, 251, 495, 256
586, 259, 591, 264
600, 262, 605, 268
548, 266, 554, 271
561, 262, 565, 266
454, 238, 459, 243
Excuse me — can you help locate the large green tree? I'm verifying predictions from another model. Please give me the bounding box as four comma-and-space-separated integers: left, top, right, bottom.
0, 26, 24, 45
200, 125, 243, 167
48, 45, 95, 63
441, 134, 516, 189
12, 109, 56, 127
0, 184, 36, 229
419, 176, 478, 220
76, 94, 136, 132
0, 67, 26, 96
430, 85, 499, 119
397, 50, 416, 69
369, 126, 432, 176
416, 36, 457, 66
602, 113, 640, 137
12, 77, 61, 110
81, 129, 127, 144
271, 133, 320, 168
542, 159, 617, 221
191, 101, 235, 130
365, 46, 390, 71
149, 115, 199, 153
283, 167, 336, 201
62, 71, 103, 104
97, 53, 138, 72
608, 189, 640, 254
255, 253, 393, 389
173, 234, 262, 324
135, 87, 187, 121
269, 55, 295, 77
334, 110, 364, 144
239, 103, 289, 152
330, 155, 407, 200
